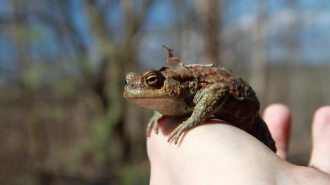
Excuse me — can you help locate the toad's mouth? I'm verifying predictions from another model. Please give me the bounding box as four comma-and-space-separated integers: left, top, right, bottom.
123, 93, 172, 100
123, 89, 175, 99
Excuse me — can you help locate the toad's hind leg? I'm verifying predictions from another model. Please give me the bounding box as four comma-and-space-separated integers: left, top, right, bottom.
250, 115, 277, 152
168, 83, 230, 144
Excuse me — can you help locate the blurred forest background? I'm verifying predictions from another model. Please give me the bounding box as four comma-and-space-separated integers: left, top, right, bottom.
1, 0, 330, 184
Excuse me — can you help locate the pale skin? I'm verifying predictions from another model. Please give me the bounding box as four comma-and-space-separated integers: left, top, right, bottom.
147, 104, 330, 184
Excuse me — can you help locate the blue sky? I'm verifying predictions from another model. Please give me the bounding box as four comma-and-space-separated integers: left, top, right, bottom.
0, 0, 330, 76
142, 0, 330, 64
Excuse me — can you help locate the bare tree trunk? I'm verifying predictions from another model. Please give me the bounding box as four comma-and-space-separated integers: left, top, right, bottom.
250, 1, 268, 100
85, 0, 154, 164
286, 0, 310, 136
196, 0, 222, 65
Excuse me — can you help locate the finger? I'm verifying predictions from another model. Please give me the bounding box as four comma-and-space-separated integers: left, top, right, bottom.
309, 106, 330, 173
263, 104, 291, 159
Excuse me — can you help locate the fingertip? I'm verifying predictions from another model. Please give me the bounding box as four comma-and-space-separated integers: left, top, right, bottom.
312, 106, 330, 139
263, 104, 291, 119
309, 106, 330, 173
312, 106, 330, 146
263, 104, 291, 135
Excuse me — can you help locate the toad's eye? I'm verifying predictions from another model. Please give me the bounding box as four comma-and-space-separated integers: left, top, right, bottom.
142, 71, 164, 88
146, 74, 159, 86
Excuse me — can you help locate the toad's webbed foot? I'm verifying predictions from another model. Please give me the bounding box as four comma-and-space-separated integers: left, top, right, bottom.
167, 124, 186, 144
167, 118, 197, 144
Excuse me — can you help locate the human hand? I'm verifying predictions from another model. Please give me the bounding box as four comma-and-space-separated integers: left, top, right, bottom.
147, 104, 330, 184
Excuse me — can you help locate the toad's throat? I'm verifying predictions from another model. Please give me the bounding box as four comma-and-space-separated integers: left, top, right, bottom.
127, 97, 193, 116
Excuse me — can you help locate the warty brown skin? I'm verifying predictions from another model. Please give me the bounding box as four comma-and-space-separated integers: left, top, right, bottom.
123, 64, 276, 152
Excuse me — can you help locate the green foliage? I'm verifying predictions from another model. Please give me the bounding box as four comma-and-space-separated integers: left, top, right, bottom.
120, 164, 150, 185
22, 64, 47, 89
4, 172, 38, 185
13, 26, 43, 43
54, 77, 79, 96
92, 114, 122, 160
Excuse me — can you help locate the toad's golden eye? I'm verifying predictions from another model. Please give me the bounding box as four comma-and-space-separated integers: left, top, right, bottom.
146, 74, 159, 86
142, 70, 164, 88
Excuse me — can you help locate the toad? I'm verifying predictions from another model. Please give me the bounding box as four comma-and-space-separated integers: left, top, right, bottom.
123, 46, 276, 152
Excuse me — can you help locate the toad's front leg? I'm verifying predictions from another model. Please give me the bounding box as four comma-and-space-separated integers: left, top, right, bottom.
146, 111, 163, 136
168, 83, 230, 144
